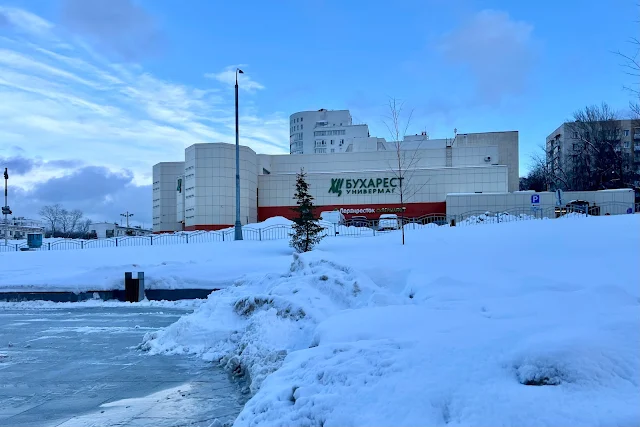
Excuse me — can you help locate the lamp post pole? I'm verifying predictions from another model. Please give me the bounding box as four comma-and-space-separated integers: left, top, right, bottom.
3, 168, 8, 246
120, 211, 133, 228
234, 68, 244, 241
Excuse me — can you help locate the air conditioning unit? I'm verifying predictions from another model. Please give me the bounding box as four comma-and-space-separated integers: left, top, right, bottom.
484, 156, 491, 162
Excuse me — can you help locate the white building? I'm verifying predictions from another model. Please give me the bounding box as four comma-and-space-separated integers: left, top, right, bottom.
1, 217, 44, 240
152, 162, 185, 232
289, 109, 370, 155
153, 112, 519, 232
90, 222, 153, 239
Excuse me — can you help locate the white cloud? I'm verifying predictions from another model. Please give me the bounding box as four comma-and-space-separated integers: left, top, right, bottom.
205, 65, 265, 92
438, 10, 537, 105
0, 9, 288, 184
0, 6, 55, 38
0, 7, 288, 223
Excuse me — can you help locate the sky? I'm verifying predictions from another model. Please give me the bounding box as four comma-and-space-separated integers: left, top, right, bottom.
0, 0, 638, 227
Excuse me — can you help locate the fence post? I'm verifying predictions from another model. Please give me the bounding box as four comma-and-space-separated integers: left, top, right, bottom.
222, 232, 225, 242
259, 229, 262, 241
81, 241, 84, 249
115, 238, 118, 247
186, 234, 189, 244
48, 242, 51, 250
150, 236, 153, 246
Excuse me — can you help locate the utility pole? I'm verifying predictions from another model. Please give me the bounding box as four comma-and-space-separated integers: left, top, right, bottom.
120, 211, 133, 228
234, 68, 244, 241
3, 168, 9, 246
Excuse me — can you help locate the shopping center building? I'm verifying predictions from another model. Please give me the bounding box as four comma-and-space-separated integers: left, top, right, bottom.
152, 109, 519, 232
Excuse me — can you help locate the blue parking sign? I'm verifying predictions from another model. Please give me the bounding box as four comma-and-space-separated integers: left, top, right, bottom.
531, 194, 540, 204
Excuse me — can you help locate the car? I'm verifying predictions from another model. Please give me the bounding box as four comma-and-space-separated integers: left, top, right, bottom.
320, 210, 346, 226
378, 214, 400, 230
350, 216, 370, 227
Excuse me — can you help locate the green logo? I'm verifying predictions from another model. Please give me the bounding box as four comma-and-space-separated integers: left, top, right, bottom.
328, 178, 344, 196
328, 177, 401, 197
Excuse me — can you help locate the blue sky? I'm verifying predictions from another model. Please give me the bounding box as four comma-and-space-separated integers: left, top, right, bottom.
0, 0, 638, 225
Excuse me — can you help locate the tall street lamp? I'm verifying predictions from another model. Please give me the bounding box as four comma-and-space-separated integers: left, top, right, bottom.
234, 68, 244, 241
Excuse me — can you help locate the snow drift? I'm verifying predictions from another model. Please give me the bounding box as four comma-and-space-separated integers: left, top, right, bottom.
142, 215, 640, 426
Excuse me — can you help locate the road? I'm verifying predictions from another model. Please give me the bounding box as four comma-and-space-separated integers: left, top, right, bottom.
0, 305, 247, 426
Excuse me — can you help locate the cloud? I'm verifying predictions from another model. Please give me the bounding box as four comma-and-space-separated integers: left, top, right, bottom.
0, 156, 84, 175
0, 6, 288, 224
205, 66, 265, 92
438, 10, 537, 105
0, 6, 55, 37
0, 7, 288, 187
58, 0, 165, 61
8, 165, 151, 225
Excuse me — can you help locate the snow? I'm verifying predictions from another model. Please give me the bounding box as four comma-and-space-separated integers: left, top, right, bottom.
136, 215, 640, 426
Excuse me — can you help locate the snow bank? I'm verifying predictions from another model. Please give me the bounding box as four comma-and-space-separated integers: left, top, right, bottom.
141, 215, 640, 426
141, 251, 400, 394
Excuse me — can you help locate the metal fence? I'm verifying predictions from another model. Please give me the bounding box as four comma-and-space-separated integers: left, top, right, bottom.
0, 202, 636, 253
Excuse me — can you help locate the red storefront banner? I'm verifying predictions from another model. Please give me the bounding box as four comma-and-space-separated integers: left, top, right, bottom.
258, 202, 446, 222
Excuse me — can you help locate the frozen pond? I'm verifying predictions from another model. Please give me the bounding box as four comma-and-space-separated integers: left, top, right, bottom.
0, 305, 247, 426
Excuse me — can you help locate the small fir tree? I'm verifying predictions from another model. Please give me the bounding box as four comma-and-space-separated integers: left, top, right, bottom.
290, 169, 324, 253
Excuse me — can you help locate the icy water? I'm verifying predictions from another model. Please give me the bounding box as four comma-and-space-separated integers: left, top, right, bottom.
0, 306, 247, 427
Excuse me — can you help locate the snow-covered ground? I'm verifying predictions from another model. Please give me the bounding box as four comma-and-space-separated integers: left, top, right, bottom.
0, 214, 596, 292
134, 215, 640, 426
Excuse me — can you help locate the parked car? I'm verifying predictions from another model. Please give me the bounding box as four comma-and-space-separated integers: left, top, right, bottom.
350, 216, 370, 227
378, 214, 400, 230
320, 210, 346, 225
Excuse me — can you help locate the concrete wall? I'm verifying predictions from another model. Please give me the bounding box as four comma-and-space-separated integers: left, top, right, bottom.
264, 145, 500, 175
259, 166, 508, 208
456, 131, 519, 192
152, 162, 184, 232
446, 188, 635, 217
183, 143, 258, 230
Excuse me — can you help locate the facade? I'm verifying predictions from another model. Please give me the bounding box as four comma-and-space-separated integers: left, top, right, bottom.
290, 109, 369, 155
1, 217, 44, 240
152, 162, 185, 232
153, 115, 519, 232
91, 222, 153, 239
546, 120, 640, 187
446, 188, 635, 218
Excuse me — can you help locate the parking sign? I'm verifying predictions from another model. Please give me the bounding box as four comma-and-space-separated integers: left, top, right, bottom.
531, 194, 540, 204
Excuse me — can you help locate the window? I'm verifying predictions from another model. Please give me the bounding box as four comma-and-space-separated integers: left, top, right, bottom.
339, 139, 344, 145
300, 117, 303, 122
624, 129, 630, 137
331, 149, 335, 153
331, 140, 334, 145
572, 143, 578, 150
300, 124, 303, 130
623, 141, 630, 148
572, 132, 578, 139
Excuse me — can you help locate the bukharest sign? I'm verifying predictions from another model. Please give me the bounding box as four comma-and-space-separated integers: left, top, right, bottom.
328, 177, 403, 197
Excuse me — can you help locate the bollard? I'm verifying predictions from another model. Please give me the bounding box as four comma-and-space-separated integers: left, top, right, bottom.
124, 272, 140, 303
137, 272, 145, 302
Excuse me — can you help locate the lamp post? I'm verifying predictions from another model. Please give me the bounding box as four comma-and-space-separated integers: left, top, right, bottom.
120, 211, 133, 228
234, 68, 244, 241
3, 168, 8, 246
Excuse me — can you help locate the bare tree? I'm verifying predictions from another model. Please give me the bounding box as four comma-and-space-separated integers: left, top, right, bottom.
383, 98, 429, 245
78, 218, 92, 236
67, 209, 84, 236
615, 6, 640, 117
39, 204, 64, 236
566, 103, 634, 190
58, 208, 71, 236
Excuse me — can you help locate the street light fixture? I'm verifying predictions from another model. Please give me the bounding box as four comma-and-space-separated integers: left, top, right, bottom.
234, 68, 244, 241
120, 211, 133, 228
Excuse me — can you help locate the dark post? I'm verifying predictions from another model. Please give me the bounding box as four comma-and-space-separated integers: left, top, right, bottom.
234, 68, 244, 241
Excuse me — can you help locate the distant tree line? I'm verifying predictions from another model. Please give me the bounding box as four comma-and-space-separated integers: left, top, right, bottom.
39, 204, 94, 238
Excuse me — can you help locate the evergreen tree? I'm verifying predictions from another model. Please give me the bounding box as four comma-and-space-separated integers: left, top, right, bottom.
290, 169, 324, 253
